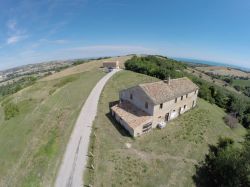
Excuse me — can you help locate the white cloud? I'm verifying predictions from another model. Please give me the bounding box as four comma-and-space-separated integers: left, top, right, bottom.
65, 45, 157, 55
6, 35, 28, 44
7, 20, 17, 31
39, 38, 69, 44
6, 19, 28, 45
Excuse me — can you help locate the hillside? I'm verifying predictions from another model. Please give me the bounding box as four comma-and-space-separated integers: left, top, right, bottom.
84, 70, 246, 186
0, 54, 132, 186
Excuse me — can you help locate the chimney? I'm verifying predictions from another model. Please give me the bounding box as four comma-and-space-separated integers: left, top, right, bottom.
164, 76, 171, 85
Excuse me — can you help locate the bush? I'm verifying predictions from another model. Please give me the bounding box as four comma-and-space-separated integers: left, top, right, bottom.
234, 85, 241, 91
3, 102, 19, 120
224, 114, 238, 128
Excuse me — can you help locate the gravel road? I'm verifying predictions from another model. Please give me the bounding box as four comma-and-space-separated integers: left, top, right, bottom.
55, 69, 120, 187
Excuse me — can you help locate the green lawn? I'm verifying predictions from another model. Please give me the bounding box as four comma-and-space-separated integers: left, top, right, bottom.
232, 79, 250, 87
0, 69, 105, 187
84, 70, 246, 187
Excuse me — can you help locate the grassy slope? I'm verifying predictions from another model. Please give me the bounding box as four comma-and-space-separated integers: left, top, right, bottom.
0, 69, 105, 187
84, 70, 246, 187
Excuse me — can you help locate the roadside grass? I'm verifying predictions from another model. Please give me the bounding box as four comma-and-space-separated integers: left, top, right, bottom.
84, 70, 246, 187
0, 69, 105, 187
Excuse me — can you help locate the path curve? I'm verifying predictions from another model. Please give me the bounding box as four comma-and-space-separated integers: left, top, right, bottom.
55, 69, 120, 187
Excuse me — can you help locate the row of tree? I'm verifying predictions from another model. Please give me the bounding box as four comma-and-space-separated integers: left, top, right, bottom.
125, 56, 186, 80
189, 75, 250, 128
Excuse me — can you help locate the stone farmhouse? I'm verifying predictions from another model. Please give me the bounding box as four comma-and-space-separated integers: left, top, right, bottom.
103, 61, 120, 69
111, 77, 199, 137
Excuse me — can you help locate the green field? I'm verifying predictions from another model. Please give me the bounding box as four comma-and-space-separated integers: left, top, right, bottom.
0, 69, 105, 186
232, 79, 250, 87
84, 70, 246, 187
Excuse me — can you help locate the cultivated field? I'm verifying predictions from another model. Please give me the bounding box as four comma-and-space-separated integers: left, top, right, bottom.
232, 79, 250, 87
196, 66, 250, 78
185, 67, 241, 94
0, 69, 105, 186
84, 70, 246, 187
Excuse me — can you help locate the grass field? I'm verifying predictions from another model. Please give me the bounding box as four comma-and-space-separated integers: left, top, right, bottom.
0, 69, 105, 186
232, 79, 250, 87
42, 55, 131, 81
84, 70, 246, 187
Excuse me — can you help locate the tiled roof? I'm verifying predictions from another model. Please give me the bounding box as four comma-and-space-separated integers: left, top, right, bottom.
125, 77, 199, 105
111, 101, 152, 129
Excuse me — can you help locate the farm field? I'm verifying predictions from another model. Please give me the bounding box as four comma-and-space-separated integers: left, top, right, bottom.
232, 79, 250, 87
0, 69, 105, 186
185, 67, 240, 94
196, 66, 250, 78
84, 70, 246, 187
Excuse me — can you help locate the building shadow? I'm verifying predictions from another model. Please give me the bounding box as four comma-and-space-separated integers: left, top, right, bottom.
106, 101, 131, 137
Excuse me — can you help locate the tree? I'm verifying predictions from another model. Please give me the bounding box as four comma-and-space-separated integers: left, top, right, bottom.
193, 137, 250, 187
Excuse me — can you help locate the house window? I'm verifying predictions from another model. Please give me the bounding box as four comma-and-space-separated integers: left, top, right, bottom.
145, 102, 148, 109
181, 96, 183, 100
143, 122, 152, 129
130, 93, 133, 100
160, 103, 163, 109
175, 98, 177, 103
186, 94, 188, 98
184, 105, 187, 109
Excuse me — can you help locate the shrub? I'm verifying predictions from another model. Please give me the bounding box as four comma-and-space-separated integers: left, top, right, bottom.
3, 102, 19, 120
224, 114, 238, 128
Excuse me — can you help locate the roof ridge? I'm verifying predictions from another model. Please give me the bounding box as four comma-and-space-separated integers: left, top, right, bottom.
139, 80, 163, 87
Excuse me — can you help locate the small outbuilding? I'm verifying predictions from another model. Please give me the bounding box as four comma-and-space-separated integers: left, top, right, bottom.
103, 61, 120, 69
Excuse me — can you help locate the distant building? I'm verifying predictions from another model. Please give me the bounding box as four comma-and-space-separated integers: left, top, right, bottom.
111, 77, 199, 137
103, 61, 120, 69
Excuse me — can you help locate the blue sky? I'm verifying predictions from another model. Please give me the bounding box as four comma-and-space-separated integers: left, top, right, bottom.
0, 0, 250, 70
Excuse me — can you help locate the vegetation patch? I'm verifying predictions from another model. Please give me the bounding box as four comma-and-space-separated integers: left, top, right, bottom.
224, 114, 239, 128
2, 102, 19, 120
194, 135, 250, 187
125, 55, 186, 79
53, 76, 78, 88
0, 76, 37, 97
